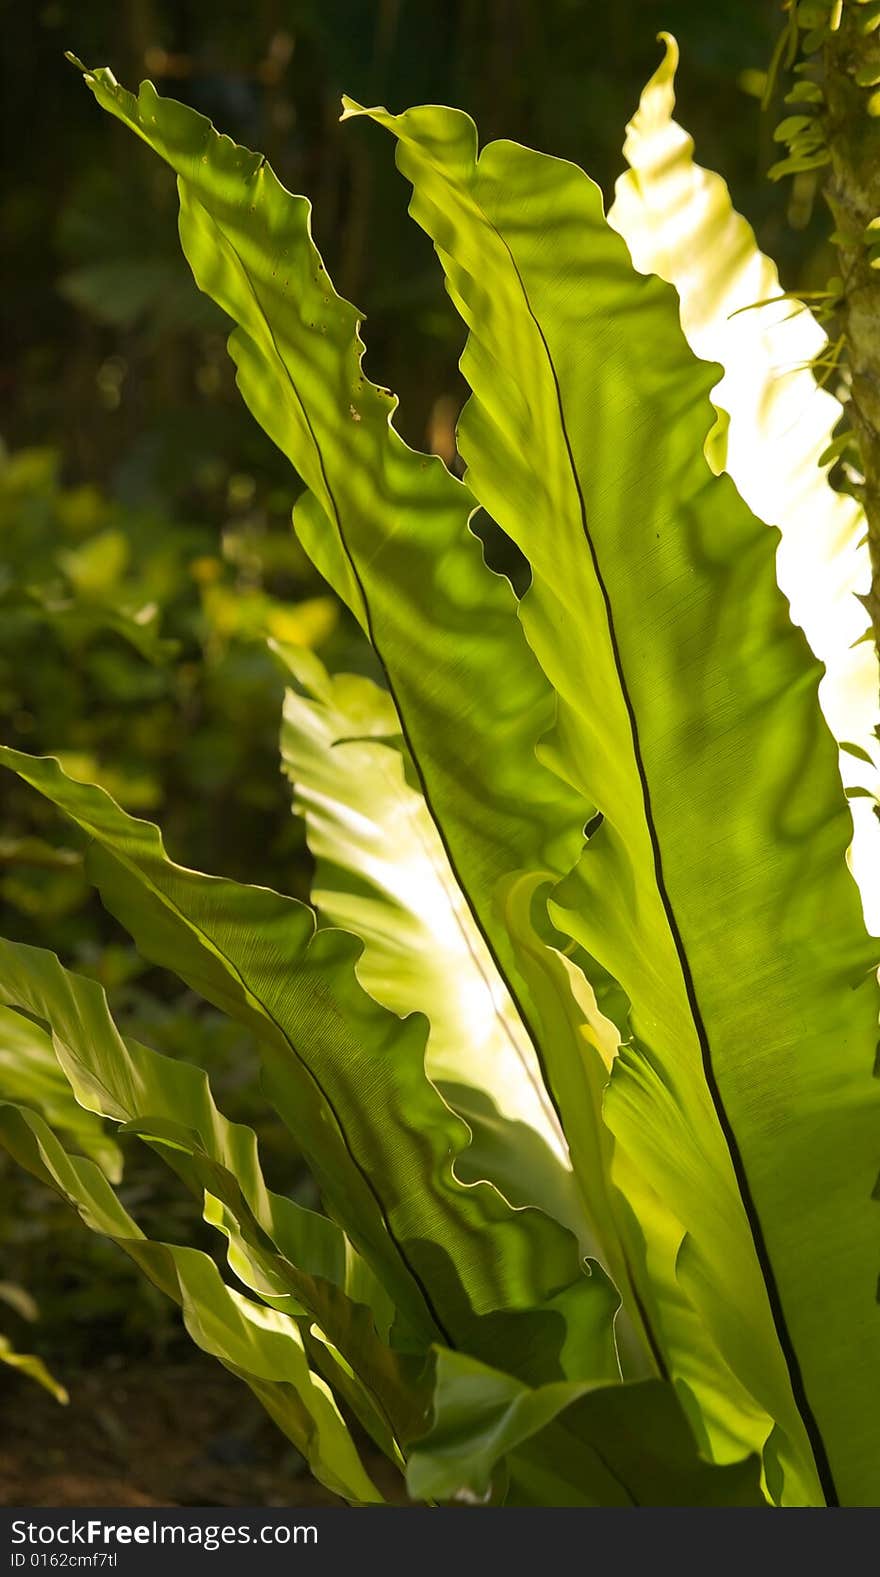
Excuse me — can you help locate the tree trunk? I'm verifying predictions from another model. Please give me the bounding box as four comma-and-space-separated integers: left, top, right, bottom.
823, 9, 880, 648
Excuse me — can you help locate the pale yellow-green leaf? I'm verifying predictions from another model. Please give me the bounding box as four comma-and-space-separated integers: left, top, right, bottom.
0, 1333, 68, 1405
274, 645, 574, 1210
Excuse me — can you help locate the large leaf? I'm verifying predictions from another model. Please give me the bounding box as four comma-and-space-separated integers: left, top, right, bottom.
69, 58, 592, 1123
406, 1347, 765, 1507
608, 32, 880, 933
0, 1099, 381, 1504
0, 754, 620, 1390
345, 98, 880, 1506
71, 63, 657, 1376
0, 933, 426, 1455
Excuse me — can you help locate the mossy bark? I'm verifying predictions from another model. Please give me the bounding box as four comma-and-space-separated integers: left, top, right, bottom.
823, 10, 880, 646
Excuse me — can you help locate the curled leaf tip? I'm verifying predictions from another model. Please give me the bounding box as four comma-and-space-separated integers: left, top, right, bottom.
654, 32, 680, 73
339, 95, 366, 122
624, 31, 679, 143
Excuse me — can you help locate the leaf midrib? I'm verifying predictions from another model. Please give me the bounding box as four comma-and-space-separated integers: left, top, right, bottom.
86, 822, 444, 1344
465, 154, 834, 1504
188, 183, 583, 1265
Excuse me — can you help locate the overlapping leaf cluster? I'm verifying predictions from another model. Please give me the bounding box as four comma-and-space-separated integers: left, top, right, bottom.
1, 42, 877, 1506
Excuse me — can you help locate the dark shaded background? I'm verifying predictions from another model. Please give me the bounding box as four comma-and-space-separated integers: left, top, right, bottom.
0, 0, 824, 1505
3, 0, 827, 479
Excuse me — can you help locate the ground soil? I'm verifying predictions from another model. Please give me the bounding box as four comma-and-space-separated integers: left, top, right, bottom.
0, 1352, 361, 1507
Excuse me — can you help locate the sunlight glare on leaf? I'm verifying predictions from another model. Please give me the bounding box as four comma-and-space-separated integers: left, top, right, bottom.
609, 32, 880, 933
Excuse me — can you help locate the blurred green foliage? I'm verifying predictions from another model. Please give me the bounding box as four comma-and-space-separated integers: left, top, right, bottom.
1, 0, 820, 1390
0, 442, 343, 944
